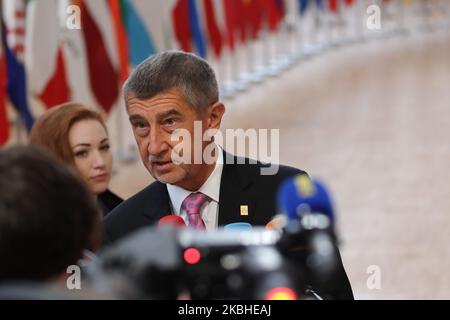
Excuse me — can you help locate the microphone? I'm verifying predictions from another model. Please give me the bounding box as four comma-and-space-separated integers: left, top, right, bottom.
277, 174, 334, 227
223, 222, 252, 231
276, 174, 340, 285
158, 215, 186, 228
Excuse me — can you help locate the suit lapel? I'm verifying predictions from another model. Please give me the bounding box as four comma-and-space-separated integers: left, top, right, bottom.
218, 152, 257, 226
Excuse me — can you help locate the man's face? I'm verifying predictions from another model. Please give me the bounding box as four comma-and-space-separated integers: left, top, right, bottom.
127, 89, 218, 190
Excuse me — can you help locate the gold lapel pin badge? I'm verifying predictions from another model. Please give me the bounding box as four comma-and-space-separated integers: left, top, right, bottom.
240, 205, 249, 216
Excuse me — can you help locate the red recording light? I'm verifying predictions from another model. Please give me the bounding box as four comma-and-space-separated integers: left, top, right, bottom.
265, 287, 298, 300
183, 248, 201, 265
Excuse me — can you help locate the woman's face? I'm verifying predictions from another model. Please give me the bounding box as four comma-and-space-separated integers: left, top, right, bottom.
69, 119, 113, 195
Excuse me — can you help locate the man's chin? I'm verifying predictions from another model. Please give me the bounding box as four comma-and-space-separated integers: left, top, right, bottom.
153, 172, 185, 185
146, 162, 187, 185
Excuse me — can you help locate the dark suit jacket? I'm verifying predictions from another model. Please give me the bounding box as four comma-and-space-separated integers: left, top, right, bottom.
102, 151, 353, 299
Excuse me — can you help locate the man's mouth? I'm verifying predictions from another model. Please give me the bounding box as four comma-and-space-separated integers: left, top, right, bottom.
152, 161, 174, 171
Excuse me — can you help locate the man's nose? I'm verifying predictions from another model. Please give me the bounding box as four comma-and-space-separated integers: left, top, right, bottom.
148, 127, 169, 157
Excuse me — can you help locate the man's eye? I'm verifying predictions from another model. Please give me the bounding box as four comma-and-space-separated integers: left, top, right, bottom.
164, 118, 177, 126
133, 122, 149, 129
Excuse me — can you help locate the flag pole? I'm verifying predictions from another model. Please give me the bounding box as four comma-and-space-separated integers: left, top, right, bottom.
224, 45, 240, 99
249, 34, 264, 83
217, 49, 230, 100
261, 9, 274, 77
397, 1, 407, 34
291, 4, 302, 62
305, 1, 320, 56
253, 25, 269, 83
13, 108, 25, 145
236, 35, 251, 92
267, 26, 282, 77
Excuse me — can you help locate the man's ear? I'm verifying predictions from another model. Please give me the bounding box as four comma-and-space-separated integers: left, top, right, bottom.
207, 102, 225, 130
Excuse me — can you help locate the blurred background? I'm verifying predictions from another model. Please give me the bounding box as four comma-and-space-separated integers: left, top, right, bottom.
1, 0, 450, 299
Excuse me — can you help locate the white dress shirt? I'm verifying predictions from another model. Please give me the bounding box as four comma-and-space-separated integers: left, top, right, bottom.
166, 145, 224, 231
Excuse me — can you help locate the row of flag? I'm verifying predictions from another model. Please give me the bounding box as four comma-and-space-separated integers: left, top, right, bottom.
1, 0, 167, 145
0, 0, 445, 146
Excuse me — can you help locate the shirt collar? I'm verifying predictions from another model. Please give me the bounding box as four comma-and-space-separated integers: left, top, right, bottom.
167, 145, 224, 215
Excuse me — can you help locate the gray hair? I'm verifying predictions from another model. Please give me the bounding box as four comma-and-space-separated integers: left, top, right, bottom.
123, 51, 219, 113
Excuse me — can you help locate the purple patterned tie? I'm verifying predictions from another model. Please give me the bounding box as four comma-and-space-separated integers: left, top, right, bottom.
181, 192, 210, 230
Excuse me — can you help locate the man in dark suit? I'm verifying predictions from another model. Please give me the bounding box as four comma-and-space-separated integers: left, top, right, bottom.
103, 51, 353, 299
104, 150, 304, 241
